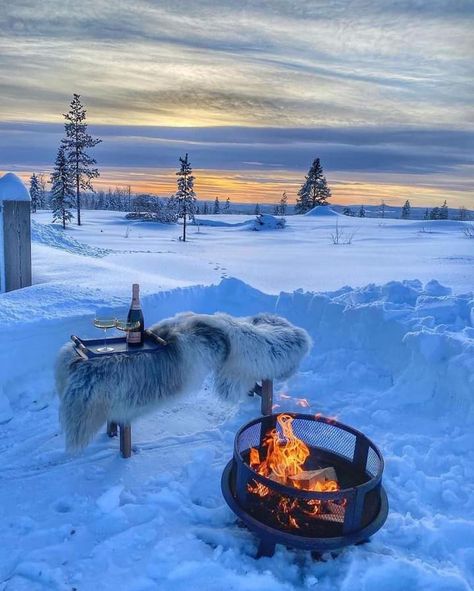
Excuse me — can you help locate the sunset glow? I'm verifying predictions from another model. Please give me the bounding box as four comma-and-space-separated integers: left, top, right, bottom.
0, 1, 472, 207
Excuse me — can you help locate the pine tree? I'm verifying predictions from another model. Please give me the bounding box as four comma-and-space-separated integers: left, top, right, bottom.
223, 197, 231, 213
255, 203, 261, 215
38, 173, 48, 208
213, 196, 220, 214
175, 153, 197, 242
424, 208, 430, 220
279, 191, 288, 216
202, 201, 209, 214
62, 94, 101, 226
343, 207, 354, 216
358, 205, 366, 218
273, 204, 280, 215
29, 173, 41, 213
458, 206, 469, 221
440, 200, 448, 220
379, 200, 386, 218
401, 200, 411, 219
430, 207, 441, 220
50, 146, 74, 229
295, 158, 331, 213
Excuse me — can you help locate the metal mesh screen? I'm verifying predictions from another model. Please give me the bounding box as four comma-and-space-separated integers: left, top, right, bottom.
367, 446, 381, 477
291, 418, 356, 461
236, 421, 261, 453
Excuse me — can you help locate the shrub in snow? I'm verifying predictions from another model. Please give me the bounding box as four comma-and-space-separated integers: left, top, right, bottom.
252, 214, 286, 231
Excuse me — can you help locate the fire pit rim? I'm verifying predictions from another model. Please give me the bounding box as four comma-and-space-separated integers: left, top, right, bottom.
233, 412, 384, 497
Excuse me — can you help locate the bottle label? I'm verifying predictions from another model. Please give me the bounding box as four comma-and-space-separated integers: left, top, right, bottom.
127, 331, 141, 344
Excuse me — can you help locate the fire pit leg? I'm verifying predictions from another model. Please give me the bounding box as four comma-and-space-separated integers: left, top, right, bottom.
106, 421, 118, 437
261, 379, 273, 415
119, 423, 132, 458
256, 539, 276, 558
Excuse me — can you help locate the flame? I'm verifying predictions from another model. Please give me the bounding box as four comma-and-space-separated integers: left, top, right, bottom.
247, 414, 343, 529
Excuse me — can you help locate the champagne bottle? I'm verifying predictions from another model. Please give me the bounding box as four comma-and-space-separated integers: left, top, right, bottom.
126, 283, 144, 346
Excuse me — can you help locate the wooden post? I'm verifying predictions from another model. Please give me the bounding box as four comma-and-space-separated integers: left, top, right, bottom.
119, 423, 132, 458
261, 379, 273, 415
107, 421, 118, 437
0, 173, 32, 293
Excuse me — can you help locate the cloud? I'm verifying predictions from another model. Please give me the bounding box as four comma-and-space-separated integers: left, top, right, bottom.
0, 0, 472, 127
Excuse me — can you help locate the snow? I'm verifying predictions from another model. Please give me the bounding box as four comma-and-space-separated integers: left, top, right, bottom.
304, 206, 340, 217
0, 172, 30, 202
1, 210, 473, 590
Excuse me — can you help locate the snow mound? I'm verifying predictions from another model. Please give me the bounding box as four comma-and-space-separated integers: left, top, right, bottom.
251, 214, 286, 231
304, 205, 339, 217
31, 220, 110, 257
0, 172, 30, 202
194, 217, 252, 228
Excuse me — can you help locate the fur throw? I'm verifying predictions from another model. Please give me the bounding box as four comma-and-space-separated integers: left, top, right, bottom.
55, 312, 311, 450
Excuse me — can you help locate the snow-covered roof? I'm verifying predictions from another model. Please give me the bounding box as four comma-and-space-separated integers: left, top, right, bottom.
0, 172, 30, 202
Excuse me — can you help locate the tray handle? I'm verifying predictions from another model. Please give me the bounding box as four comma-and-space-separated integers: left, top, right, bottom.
71, 335, 90, 359
145, 329, 167, 346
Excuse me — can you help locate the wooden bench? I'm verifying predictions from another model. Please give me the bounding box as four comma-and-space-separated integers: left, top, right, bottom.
107, 378, 274, 458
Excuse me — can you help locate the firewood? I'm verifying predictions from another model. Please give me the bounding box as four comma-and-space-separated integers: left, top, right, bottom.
289, 467, 338, 490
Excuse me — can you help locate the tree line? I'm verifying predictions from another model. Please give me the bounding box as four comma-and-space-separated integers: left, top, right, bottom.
28, 97, 470, 231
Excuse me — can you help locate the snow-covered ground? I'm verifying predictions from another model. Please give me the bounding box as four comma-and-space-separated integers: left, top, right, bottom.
0, 209, 473, 590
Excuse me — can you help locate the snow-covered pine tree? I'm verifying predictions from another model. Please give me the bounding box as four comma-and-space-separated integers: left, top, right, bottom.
358, 205, 366, 218
424, 208, 430, 220
279, 191, 288, 215
62, 94, 101, 226
440, 200, 448, 220
29, 173, 41, 213
401, 200, 411, 219
175, 153, 197, 241
273, 204, 280, 215
295, 158, 331, 213
458, 206, 469, 221
213, 196, 220, 214
50, 146, 74, 229
343, 207, 354, 216
429, 207, 440, 220
255, 203, 261, 215
202, 201, 209, 214
38, 173, 48, 208
224, 197, 231, 213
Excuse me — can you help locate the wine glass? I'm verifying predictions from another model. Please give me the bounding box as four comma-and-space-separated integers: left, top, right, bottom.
93, 317, 117, 352
115, 320, 141, 334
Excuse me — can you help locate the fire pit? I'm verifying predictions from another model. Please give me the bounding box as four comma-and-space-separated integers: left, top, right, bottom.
221, 413, 388, 557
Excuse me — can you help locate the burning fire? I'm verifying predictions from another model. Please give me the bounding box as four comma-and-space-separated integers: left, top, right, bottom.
247, 414, 344, 528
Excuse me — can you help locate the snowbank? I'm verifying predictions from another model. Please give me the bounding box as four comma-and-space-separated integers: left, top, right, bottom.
304, 206, 339, 217
251, 214, 286, 231
31, 219, 110, 257
0, 172, 30, 202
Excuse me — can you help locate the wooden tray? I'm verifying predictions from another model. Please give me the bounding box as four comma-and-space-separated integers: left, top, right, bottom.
71, 330, 166, 360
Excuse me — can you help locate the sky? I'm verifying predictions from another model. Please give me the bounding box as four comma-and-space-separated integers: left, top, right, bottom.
0, 0, 473, 206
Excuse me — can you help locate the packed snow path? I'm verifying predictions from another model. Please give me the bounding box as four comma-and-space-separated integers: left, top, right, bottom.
1, 277, 473, 591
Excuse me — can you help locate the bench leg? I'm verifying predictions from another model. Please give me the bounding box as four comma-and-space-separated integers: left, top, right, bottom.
119, 423, 132, 458
107, 421, 118, 437
261, 379, 273, 415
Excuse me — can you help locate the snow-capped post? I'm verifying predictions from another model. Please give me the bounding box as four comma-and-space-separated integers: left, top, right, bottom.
0, 172, 32, 293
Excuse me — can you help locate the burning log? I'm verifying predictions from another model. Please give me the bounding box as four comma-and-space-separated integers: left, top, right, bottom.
289, 467, 338, 490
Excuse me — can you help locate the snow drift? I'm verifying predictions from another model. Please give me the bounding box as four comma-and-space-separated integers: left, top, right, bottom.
31, 219, 110, 257
304, 206, 340, 217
